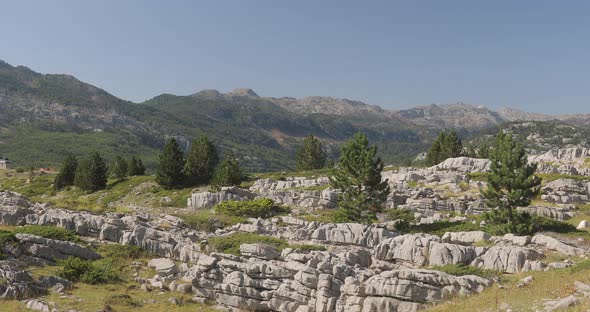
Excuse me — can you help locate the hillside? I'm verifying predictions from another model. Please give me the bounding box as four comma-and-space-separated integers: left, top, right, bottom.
1, 60, 589, 172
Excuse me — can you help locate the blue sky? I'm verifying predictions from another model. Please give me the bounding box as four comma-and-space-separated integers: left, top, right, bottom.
1, 1, 588, 114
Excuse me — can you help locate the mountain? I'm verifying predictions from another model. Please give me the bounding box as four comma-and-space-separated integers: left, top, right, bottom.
0, 60, 588, 171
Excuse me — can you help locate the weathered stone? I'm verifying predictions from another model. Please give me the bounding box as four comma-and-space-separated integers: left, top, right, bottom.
240, 244, 280, 260
16, 233, 100, 261
148, 258, 177, 275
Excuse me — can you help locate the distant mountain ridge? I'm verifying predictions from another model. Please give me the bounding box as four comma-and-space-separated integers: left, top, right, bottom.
0, 59, 588, 170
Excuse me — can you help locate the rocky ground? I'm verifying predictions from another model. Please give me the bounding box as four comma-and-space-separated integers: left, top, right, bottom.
1, 147, 590, 311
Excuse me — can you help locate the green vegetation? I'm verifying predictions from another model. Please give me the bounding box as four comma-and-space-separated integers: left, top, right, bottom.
176, 210, 246, 233
425, 130, 463, 166
330, 132, 390, 224
207, 233, 289, 256
431, 264, 499, 279
405, 221, 481, 237
97, 244, 147, 263
108, 155, 128, 180
467, 172, 489, 182
184, 135, 219, 186
536, 173, 590, 183
214, 198, 289, 219
127, 156, 146, 176
54, 154, 77, 190
74, 152, 108, 192
211, 151, 244, 189
386, 208, 415, 231
482, 131, 540, 235
56, 256, 119, 284
14, 225, 82, 243
296, 134, 327, 170
156, 138, 185, 189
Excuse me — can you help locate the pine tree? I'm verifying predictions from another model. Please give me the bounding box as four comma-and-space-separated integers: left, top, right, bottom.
482, 131, 541, 234
442, 130, 463, 159
54, 154, 78, 190
74, 152, 108, 192
425, 134, 443, 166
127, 156, 146, 176
425, 130, 463, 166
296, 135, 327, 171
211, 151, 243, 189
329, 132, 390, 224
156, 139, 185, 189
109, 156, 128, 180
184, 135, 219, 185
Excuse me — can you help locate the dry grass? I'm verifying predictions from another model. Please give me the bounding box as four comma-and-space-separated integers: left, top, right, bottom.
426, 266, 590, 311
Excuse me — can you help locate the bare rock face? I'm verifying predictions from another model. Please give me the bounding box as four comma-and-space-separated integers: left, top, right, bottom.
16, 233, 100, 261
0, 260, 46, 299
433, 157, 491, 173
309, 223, 396, 248
187, 187, 254, 209
239, 244, 280, 260
531, 234, 587, 256
441, 231, 491, 245
471, 246, 542, 273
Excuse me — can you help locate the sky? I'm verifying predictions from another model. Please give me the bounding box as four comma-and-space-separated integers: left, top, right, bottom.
1, 1, 589, 114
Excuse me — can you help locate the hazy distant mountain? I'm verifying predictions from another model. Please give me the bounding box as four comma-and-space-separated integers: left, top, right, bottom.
0, 59, 588, 170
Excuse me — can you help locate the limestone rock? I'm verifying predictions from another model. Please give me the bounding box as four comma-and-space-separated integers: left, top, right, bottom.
239, 244, 280, 260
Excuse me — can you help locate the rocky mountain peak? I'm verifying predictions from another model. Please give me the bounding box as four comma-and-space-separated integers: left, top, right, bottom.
228, 88, 259, 97
191, 89, 222, 99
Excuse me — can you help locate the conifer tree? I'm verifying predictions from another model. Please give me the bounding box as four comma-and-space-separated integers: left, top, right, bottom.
482, 131, 541, 234
109, 156, 128, 180
425, 130, 464, 165
296, 135, 327, 171
54, 154, 78, 190
127, 156, 146, 176
184, 135, 219, 185
211, 151, 243, 189
156, 139, 185, 189
74, 152, 108, 191
330, 132, 390, 224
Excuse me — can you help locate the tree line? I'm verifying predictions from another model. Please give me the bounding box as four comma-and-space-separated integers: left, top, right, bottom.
54, 154, 145, 191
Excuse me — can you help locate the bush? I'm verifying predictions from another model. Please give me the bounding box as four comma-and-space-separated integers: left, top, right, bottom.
406, 221, 482, 236
0, 231, 17, 258
432, 264, 498, 279
15, 225, 82, 243
483, 210, 533, 236
289, 244, 327, 252
104, 294, 143, 308
214, 198, 289, 219
177, 211, 246, 233
386, 208, 414, 232
532, 215, 578, 234
207, 233, 288, 256
56, 257, 119, 284
98, 244, 146, 262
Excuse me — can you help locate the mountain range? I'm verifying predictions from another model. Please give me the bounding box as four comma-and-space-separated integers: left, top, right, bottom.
0, 60, 588, 171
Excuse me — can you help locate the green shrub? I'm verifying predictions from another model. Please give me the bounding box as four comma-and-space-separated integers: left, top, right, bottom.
57, 257, 119, 284
569, 260, 590, 274
289, 244, 327, 252
432, 264, 499, 279
15, 225, 82, 243
214, 198, 289, 219
0, 230, 17, 258
177, 211, 246, 233
386, 208, 415, 232
207, 233, 288, 256
406, 221, 482, 236
97, 244, 146, 262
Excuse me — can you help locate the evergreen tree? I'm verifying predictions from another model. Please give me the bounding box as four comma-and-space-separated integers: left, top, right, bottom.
425, 134, 443, 166
329, 132, 390, 224
425, 130, 463, 165
156, 138, 185, 189
184, 135, 219, 185
109, 156, 128, 180
127, 156, 146, 176
211, 151, 243, 189
482, 131, 541, 234
296, 135, 327, 171
54, 154, 78, 190
74, 152, 108, 192
442, 130, 463, 159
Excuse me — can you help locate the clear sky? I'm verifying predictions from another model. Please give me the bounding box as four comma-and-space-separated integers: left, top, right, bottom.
1, 1, 589, 114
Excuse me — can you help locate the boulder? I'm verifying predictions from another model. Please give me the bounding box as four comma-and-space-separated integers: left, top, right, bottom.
16, 233, 100, 261
239, 244, 280, 260
531, 234, 586, 256
148, 258, 177, 275
441, 231, 491, 245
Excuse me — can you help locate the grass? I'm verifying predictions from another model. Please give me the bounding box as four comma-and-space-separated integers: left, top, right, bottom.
175, 210, 246, 233
537, 173, 590, 184
406, 221, 483, 237
14, 225, 83, 244
467, 172, 489, 182
299, 209, 338, 223
206, 233, 289, 256
431, 264, 499, 279
425, 262, 590, 312
0, 172, 197, 213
